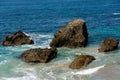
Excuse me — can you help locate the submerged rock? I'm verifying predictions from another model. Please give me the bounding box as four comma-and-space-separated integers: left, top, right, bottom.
50, 19, 88, 48
98, 37, 119, 52
2, 31, 34, 46
69, 55, 95, 69
21, 47, 57, 63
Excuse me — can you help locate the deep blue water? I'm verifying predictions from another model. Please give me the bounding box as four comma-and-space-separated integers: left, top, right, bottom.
0, 0, 120, 44
0, 0, 120, 80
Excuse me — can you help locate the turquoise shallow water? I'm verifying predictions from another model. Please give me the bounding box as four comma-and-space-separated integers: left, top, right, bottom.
0, 0, 120, 80
0, 43, 120, 80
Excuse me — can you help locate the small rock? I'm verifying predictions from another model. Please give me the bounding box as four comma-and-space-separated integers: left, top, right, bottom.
21, 47, 57, 63
50, 19, 88, 48
2, 31, 34, 46
98, 37, 119, 52
69, 55, 95, 69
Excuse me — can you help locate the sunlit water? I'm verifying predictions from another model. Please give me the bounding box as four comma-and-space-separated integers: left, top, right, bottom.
0, 0, 120, 80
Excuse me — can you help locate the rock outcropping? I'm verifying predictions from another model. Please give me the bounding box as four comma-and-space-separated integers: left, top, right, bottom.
98, 37, 119, 52
2, 31, 34, 46
50, 19, 88, 48
69, 55, 95, 69
21, 47, 57, 63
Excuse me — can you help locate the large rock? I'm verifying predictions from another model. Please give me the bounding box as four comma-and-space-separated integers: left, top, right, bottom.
69, 55, 95, 69
50, 19, 88, 48
2, 31, 34, 46
98, 37, 119, 52
21, 47, 57, 63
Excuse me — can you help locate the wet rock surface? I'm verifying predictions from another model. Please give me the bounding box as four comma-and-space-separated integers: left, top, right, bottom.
50, 19, 88, 48
2, 31, 34, 46
21, 47, 57, 63
69, 55, 95, 69
98, 37, 119, 52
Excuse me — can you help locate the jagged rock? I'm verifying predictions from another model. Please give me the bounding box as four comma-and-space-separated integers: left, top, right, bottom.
21, 47, 57, 63
69, 55, 95, 69
2, 31, 34, 46
50, 19, 88, 48
98, 37, 119, 52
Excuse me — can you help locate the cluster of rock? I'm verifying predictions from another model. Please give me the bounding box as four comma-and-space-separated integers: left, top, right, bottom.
2, 31, 58, 63
2, 19, 119, 69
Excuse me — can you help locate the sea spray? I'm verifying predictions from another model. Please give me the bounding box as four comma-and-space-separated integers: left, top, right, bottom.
71, 65, 105, 75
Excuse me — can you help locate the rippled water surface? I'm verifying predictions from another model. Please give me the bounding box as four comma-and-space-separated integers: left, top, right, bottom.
0, 0, 120, 80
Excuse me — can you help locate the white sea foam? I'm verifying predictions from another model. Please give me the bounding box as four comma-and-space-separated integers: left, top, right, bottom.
1, 68, 39, 80
0, 60, 7, 65
113, 13, 120, 15
47, 70, 56, 80
71, 65, 105, 75
28, 33, 53, 48
28, 33, 53, 39
4, 33, 53, 52
0, 45, 113, 80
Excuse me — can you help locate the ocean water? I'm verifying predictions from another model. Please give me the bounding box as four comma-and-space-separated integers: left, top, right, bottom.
0, 0, 120, 80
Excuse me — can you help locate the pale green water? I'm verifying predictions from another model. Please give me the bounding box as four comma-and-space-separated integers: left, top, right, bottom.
0, 39, 120, 80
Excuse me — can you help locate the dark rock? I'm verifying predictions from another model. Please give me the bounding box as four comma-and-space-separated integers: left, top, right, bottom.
21, 47, 57, 63
98, 37, 119, 52
69, 55, 95, 69
50, 19, 88, 48
2, 31, 34, 46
